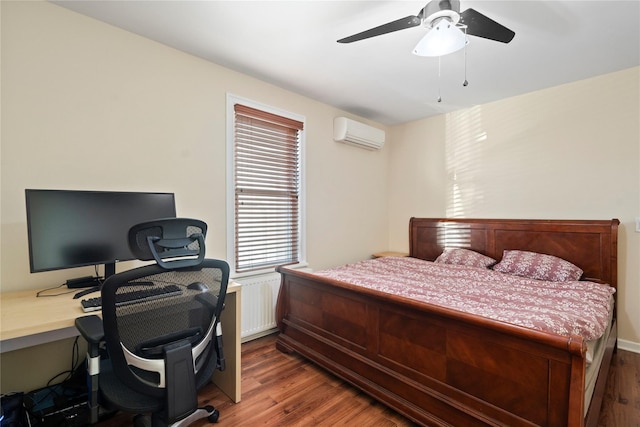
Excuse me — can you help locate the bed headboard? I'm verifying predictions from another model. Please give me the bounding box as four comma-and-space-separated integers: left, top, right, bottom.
409, 218, 619, 287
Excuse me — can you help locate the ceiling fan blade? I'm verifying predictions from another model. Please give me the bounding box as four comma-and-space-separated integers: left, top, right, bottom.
460, 8, 515, 43
337, 15, 422, 43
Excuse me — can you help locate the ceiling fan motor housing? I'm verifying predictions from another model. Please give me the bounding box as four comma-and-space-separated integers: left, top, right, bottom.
422, 0, 461, 28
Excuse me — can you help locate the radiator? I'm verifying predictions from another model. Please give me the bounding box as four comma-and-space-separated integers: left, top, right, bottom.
238, 272, 281, 342
238, 268, 313, 342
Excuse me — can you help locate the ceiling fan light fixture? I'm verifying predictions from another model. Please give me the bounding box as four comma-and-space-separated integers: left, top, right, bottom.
413, 18, 467, 57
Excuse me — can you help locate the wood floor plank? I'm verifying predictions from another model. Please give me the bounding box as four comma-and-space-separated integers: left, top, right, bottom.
597, 348, 640, 427
96, 333, 639, 427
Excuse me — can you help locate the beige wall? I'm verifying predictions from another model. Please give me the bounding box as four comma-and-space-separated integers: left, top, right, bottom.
388, 67, 640, 348
0, 1, 389, 392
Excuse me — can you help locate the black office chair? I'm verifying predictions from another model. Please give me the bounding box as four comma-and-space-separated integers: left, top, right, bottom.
75, 218, 229, 427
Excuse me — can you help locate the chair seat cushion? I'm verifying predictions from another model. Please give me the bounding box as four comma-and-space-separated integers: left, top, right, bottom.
99, 360, 162, 414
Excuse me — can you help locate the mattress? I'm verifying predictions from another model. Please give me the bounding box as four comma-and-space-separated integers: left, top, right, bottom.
584, 295, 615, 414
314, 256, 615, 341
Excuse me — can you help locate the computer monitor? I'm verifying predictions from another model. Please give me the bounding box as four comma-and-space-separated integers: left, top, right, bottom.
25, 189, 176, 281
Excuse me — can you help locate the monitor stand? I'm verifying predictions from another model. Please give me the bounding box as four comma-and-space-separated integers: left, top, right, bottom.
70, 262, 115, 298
73, 286, 100, 299
104, 262, 116, 280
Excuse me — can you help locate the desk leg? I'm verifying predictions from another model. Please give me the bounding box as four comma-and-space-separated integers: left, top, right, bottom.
211, 289, 241, 402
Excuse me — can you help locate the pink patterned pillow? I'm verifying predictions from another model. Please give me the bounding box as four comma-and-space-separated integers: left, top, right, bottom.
434, 248, 496, 268
493, 250, 583, 282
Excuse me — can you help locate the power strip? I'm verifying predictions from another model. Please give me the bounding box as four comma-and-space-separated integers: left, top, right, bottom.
66, 276, 102, 289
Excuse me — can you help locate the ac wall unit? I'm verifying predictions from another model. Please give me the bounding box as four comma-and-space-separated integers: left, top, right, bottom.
333, 117, 385, 150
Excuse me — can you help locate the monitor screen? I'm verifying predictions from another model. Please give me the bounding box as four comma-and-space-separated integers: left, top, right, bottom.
25, 189, 176, 278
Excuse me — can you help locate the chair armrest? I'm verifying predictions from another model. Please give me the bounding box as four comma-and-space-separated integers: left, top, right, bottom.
75, 315, 104, 425
75, 315, 104, 345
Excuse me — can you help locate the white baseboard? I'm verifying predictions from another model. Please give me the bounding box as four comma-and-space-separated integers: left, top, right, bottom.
241, 327, 278, 343
617, 338, 640, 354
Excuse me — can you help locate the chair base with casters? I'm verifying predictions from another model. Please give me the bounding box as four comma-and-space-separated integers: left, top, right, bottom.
75, 218, 229, 427
134, 407, 219, 427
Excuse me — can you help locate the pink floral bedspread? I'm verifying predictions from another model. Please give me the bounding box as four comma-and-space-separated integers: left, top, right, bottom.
314, 257, 615, 341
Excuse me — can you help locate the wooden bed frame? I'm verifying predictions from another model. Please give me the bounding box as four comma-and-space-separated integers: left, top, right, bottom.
275, 218, 619, 427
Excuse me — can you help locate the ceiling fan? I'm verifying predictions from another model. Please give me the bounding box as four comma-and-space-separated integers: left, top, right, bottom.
337, 0, 515, 56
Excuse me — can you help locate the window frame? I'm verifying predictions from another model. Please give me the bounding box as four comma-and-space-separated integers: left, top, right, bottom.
226, 94, 306, 278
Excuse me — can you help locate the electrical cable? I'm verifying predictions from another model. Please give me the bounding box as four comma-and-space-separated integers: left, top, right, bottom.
36, 284, 76, 297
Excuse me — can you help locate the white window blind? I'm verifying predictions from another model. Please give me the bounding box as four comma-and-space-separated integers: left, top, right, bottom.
233, 104, 303, 273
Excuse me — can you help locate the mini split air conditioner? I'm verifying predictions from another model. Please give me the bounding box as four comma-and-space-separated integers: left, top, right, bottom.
333, 117, 385, 150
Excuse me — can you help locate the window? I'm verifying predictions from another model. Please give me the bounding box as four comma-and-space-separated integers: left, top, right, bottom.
227, 95, 305, 275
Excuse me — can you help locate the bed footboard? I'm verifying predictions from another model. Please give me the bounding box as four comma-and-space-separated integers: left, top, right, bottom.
276, 268, 589, 427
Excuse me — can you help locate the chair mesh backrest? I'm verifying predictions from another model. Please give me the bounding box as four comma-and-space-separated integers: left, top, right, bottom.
101, 259, 229, 396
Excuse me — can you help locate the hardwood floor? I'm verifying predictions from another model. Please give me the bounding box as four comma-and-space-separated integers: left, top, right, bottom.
597, 345, 640, 427
97, 333, 639, 426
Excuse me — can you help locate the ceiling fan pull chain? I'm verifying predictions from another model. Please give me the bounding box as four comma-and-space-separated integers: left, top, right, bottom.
437, 56, 442, 102
463, 27, 469, 87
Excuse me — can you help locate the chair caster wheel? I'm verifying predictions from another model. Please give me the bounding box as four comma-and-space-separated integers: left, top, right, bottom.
208, 408, 219, 423
132, 414, 151, 427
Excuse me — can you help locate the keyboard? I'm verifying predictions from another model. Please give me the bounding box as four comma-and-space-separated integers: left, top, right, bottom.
81, 284, 182, 312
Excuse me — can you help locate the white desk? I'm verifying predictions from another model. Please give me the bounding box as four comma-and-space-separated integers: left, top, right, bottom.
0, 282, 242, 402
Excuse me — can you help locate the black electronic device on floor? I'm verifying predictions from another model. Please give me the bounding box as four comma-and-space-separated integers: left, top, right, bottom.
23, 382, 88, 427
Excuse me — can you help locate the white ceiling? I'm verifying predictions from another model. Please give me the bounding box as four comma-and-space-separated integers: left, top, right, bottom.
52, 0, 640, 125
